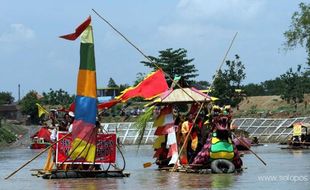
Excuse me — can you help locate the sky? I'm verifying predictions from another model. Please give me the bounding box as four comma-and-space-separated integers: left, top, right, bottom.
0, 0, 308, 100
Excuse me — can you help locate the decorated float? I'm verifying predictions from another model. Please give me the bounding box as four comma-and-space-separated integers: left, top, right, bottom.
29, 16, 129, 179
30, 125, 51, 149
281, 122, 310, 150
140, 86, 245, 174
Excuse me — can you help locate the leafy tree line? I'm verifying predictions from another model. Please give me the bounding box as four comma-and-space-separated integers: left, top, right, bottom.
243, 65, 310, 103
18, 89, 75, 123
0, 92, 14, 105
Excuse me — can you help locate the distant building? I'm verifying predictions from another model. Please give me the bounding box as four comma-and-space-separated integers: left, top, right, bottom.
0, 104, 22, 120
97, 87, 120, 103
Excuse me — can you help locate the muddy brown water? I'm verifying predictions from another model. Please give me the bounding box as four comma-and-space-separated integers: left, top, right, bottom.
1, 144, 309, 190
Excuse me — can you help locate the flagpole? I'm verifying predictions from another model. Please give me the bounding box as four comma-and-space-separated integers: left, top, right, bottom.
92, 9, 200, 104
4, 133, 71, 180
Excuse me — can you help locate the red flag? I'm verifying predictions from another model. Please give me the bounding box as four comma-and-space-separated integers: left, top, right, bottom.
68, 99, 119, 113
59, 16, 91, 41
97, 99, 120, 110
116, 69, 168, 102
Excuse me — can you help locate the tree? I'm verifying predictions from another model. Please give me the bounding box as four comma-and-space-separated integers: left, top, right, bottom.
107, 77, 118, 88
210, 55, 246, 107
279, 65, 306, 108
0, 92, 14, 105
141, 48, 198, 85
133, 72, 146, 86
242, 83, 265, 96
119, 84, 130, 92
192, 80, 210, 90
261, 78, 284, 96
283, 2, 310, 65
19, 90, 40, 124
41, 88, 74, 106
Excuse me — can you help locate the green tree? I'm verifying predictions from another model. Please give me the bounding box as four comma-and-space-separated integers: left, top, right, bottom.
41, 88, 74, 106
119, 84, 130, 92
192, 80, 210, 90
141, 48, 198, 85
19, 90, 40, 124
107, 77, 118, 88
0, 92, 14, 105
133, 72, 146, 86
261, 78, 284, 95
242, 83, 266, 96
210, 55, 246, 106
283, 2, 310, 65
280, 66, 306, 108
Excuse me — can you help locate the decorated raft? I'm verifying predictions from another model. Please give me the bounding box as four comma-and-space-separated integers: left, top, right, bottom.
30, 124, 51, 149
32, 169, 130, 179
140, 86, 245, 174
32, 16, 129, 179
281, 122, 310, 150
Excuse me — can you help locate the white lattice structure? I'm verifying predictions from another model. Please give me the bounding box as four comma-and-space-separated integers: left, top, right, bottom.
232, 117, 310, 143
102, 122, 155, 145
102, 117, 310, 144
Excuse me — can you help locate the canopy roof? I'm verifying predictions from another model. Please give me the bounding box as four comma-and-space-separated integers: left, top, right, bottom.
30, 127, 51, 142
150, 87, 211, 105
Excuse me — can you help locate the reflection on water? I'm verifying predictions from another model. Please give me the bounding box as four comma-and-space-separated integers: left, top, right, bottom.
0, 144, 309, 190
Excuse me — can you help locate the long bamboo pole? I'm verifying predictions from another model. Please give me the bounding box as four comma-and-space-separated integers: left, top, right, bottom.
171, 102, 205, 171
92, 9, 200, 104
231, 132, 267, 166
4, 132, 71, 180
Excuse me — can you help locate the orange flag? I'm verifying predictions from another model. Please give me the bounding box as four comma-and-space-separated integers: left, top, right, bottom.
116, 69, 168, 102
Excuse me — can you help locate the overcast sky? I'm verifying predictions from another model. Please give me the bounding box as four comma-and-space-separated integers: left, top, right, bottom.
0, 0, 308, 100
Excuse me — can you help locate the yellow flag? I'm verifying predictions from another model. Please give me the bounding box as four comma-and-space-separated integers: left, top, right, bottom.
36, 103, 48, 117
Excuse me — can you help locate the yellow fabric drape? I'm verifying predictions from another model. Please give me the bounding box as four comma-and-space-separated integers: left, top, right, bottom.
43, 148, 54, 172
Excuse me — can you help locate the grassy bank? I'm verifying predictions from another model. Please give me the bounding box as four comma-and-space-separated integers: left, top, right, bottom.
0, 121, 28, 147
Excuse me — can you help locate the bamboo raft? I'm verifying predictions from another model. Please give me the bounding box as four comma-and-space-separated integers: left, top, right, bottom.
31, 169, 130, 179
156, 166, 244, 174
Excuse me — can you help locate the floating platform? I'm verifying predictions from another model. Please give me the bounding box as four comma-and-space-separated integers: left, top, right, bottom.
31, 169, 130, 179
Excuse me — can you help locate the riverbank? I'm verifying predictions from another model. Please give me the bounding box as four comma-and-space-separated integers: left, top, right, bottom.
0, 121, 33, 148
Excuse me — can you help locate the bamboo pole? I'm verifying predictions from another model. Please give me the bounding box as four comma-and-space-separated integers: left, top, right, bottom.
231, 132, 267, 166
4, 132, 71, 180
171, 102, 205, 171
92, 9, 200, 104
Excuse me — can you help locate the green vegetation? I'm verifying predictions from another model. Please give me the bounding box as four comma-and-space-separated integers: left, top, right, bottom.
141, 48, 198, 85
41, 88, 74, 107
0, 120, 27, 145
210, 54, 246, 107
0, 92, 14, 105
19, 91, 40, 124
134, 106, 155, 145
283, 2, 310, 65
108, 78, 118, 88
279, 65, 308, 105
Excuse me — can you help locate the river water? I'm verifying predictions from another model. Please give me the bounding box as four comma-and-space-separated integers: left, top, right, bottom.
0, 144, 309, 190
